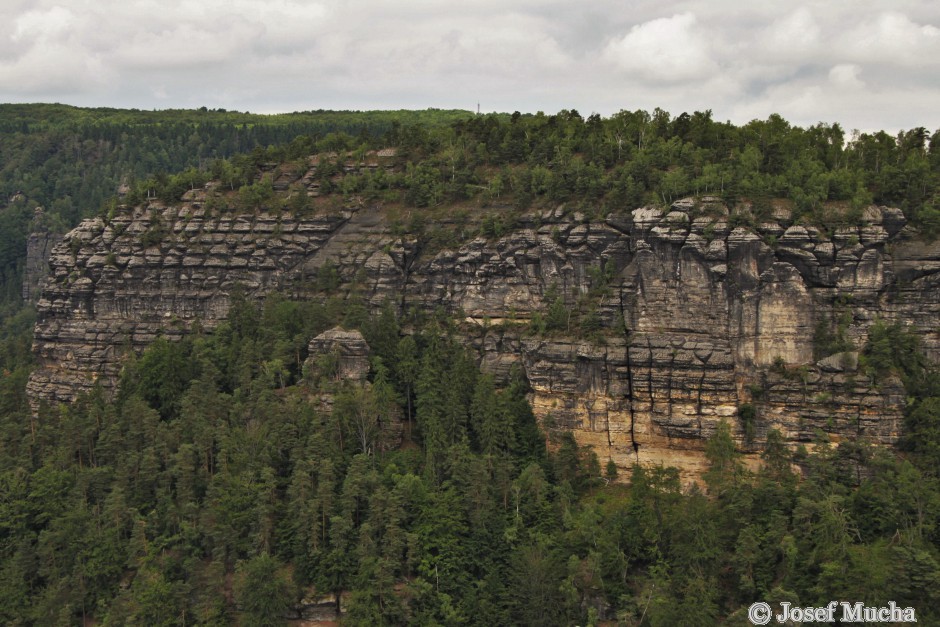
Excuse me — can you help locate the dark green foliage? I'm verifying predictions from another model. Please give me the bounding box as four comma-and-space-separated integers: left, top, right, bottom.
470, 373, 514, 455
4, 320, 940, 626
812, 308, 855, 361
914, 195, 940, 240
120, 336, 198, 420
234, 554, 294, 626
703, 420, 744, 496
858, 321, 940, 473
543, 285, 570, 332
861, 319, 926, 385
3, 102, 940, 623
904, 398, 940, 470
738, 403, 757, 444
315, 261, 340, 293
605, 458, 619, 481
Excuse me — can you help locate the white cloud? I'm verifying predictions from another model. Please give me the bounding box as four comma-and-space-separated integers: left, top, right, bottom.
760, 7, 820, 58
0, 41, 110, 94
603, 13, 718, 83
0, 1, 938, 133
841, 11, 940, 65
829, 64, 865, 90
12, 5, 76, 43
112, 21, 264, 70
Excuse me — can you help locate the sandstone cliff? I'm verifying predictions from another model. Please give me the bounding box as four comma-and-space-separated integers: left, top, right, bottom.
28, 188, 938, 479
22, 225, 62, 303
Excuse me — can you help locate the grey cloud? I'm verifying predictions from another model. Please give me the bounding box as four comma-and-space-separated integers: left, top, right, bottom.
0, 0, 938, 132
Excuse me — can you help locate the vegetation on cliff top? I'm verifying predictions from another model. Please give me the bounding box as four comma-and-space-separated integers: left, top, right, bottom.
3, 104, 940, 307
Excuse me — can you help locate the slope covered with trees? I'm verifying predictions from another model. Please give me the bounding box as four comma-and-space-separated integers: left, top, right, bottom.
4, 104, 940, 308
2, 104, 940, 624
0, 104, 471, 305
1, 296, 940, 625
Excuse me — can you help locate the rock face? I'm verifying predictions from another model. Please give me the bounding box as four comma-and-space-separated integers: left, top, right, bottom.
23, 230, 62, 303
305, 327, 372, 383
27, 195, 940, 479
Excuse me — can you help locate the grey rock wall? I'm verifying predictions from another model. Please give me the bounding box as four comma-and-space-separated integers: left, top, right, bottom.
27, 195, 939, 479
23, 231, 63, 303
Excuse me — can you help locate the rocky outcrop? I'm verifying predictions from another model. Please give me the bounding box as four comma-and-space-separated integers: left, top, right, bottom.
27, 192, 940, 479
27, 201, 356, 404
23, 230, 62, 303
305, 327, 372, 383
304, 326, 404, 452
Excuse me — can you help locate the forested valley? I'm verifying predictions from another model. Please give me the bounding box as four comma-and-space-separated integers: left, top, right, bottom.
1, 104, 940, 625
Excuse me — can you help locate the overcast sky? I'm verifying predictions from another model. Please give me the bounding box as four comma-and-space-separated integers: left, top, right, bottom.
2, 0, 939, 133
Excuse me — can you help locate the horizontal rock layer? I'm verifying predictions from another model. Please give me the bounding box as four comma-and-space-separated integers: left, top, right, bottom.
28, 197, 938, 479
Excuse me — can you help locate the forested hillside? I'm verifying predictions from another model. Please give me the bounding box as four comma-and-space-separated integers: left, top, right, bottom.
0, 104, 470, 304
3, 296, 940, 624
2, 104, 940, 625
4, 104, 940, 305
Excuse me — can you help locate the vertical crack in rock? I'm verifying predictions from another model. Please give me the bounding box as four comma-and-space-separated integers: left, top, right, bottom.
400, 239, 422, 315
666, 347, 676, 421
646, 336, 655, 414
619, 288, 640, 459
604, 348, 613, 447
696, 366, 707, 433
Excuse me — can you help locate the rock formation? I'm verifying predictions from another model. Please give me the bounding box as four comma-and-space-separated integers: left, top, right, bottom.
22, 208, 63, 303
27, 188, 940, 479
305, 327, 372, 383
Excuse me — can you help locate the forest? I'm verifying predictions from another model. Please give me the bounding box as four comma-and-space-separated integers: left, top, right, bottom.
1, 104, 940, 624
2, 296, 939, 625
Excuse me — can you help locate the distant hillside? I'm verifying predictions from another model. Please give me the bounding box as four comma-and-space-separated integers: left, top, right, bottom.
2, 102, 939, 315
0, 104, 474, 303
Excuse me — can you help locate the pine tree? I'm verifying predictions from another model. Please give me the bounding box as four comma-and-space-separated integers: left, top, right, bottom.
471, 373, 512, 455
